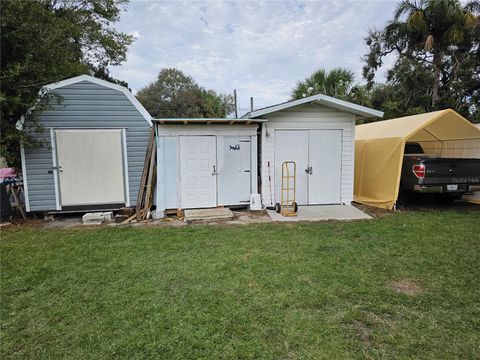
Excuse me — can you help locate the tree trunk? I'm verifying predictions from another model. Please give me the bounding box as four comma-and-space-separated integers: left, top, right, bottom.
432, 49, 442, 108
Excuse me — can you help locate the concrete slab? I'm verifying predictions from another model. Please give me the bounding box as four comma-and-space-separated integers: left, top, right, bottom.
267, 205, 371, 222
82, 211, 113, 225
184, 207, 234, 222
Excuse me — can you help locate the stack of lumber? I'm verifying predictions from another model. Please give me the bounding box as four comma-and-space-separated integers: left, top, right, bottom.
123, 128, 156, 223
136, 128, 156, 220
115, 207, 135, 223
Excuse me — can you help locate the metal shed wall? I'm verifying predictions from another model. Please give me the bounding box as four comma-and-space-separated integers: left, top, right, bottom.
23, 80, 151, 212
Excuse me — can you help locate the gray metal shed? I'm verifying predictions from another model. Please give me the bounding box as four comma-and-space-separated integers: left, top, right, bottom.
19, 75, 152, 212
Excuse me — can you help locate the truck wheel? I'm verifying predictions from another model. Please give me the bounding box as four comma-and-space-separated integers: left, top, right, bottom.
275, 203, 281, 213
293, 202, 298, 213
436, 194, 456, 206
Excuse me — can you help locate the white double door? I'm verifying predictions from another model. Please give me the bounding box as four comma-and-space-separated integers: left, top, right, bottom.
275, 130, 342, 205
179, 136, 251, 209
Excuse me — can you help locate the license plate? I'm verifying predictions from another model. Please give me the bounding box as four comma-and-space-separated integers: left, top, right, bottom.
447, 184, 458, 191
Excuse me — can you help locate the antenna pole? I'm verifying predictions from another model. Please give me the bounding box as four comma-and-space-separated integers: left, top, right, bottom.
234, 89, 238, 118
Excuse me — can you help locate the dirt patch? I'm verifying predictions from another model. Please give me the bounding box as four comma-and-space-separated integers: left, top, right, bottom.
354, 196, 479, 216
3, 208, 272, 230
350, 310, 397, 349
1, 218, 47, 229
352, 202, 392, 218
390, 279, 424, 296
196, 210, 270, 226
297, 274, 312, 284
44, 216, 83, 229
241, 251, 253, 261
234, 209, 268, 219
135, 217, 186, 227
352, 320, 373, 346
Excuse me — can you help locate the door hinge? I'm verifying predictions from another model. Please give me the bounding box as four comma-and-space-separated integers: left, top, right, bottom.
49, 166, 63, 174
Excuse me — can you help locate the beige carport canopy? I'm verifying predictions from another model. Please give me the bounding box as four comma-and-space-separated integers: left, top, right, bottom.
354, 109, 480, 209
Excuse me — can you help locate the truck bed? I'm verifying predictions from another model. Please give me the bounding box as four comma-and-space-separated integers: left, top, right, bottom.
404, 155, 480, 185
402, 155, 480, 195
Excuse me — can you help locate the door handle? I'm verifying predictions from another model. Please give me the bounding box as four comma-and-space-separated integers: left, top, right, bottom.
51, 166, 63, 173
305, 166, 312, 175
212, 165, 219, 175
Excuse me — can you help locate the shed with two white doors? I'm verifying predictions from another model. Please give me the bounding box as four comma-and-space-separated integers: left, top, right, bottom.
154, 119, 263, 215
242, 95, 383, 208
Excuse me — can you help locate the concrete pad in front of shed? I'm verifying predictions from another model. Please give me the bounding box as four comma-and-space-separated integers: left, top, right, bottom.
266, 205, 371, 222
184, 207, 234, 222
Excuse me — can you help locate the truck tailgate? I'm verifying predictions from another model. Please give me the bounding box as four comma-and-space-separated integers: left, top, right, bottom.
423, 158, 480, 184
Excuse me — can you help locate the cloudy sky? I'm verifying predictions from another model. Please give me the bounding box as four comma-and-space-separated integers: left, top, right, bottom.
110, 0, 397, 116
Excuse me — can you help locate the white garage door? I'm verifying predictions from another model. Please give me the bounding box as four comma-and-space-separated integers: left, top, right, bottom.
55, 129, 126, 207
180, 136, 217, 209
275, 129, 342, 205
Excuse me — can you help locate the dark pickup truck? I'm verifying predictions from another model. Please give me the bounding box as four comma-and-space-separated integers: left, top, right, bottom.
399, 143, 480, 205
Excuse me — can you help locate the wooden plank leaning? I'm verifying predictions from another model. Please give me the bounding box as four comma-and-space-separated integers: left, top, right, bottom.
135, 128, 156, 221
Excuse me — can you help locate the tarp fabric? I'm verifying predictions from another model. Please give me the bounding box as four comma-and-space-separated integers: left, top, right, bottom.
354, 109, 480, 209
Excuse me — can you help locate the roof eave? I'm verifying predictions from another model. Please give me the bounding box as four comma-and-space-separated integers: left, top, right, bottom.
316, 98, 384, 119
153, 118, 267, 124
244, 94, 383, 119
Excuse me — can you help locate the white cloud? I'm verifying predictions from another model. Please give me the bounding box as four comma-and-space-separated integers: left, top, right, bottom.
109, 0, 398, 113
130, 30, 141, 39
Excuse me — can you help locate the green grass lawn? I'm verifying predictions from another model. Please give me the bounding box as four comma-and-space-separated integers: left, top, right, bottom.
1, 209, 479, 359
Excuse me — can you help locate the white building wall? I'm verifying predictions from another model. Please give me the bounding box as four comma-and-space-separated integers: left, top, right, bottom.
156, 124, 258, 213
260, 104, 356, 207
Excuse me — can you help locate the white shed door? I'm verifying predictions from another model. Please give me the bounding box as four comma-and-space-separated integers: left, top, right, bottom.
217, 137, 251, 205
55, 129, 126, 207
274, 130, 309, 205
180, 136, 217, 209
308, 130, 342, 204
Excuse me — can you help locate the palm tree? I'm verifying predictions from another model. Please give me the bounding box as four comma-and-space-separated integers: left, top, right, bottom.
291, 68, 355, 100
387, 0, 479, 107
